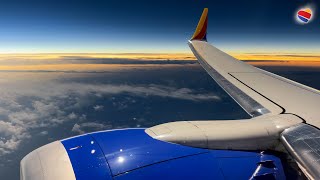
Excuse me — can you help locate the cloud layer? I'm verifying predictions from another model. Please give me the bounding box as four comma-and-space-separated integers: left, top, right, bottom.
0, 79, 220, 156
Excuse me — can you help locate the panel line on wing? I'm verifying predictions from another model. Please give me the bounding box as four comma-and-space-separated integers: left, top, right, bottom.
228, 73, 285, 114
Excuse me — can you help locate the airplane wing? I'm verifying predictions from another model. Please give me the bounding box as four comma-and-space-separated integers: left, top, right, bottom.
189, 8, 320, 125
146, 8, 320, 179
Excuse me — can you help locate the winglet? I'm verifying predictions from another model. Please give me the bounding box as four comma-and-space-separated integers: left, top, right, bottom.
190, 8, 208, 41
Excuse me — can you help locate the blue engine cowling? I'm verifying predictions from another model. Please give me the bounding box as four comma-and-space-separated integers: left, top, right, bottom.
59, 129, 285, 180
20, 128, 286, 179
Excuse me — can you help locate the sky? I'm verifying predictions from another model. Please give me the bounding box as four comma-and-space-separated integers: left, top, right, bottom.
0, 0, 319, 55
0, 1, 320, 178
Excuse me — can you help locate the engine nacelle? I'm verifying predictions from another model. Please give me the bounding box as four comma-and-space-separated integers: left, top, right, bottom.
21, 128, 286, 180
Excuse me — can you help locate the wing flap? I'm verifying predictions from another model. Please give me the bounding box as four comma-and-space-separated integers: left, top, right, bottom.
230, 71, 320, 127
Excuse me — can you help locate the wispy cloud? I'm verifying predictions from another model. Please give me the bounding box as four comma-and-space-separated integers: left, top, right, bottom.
72, 122, 112, 134
93, 105, 104, 111
0, 53, 196, 65
0, 64, 198, 72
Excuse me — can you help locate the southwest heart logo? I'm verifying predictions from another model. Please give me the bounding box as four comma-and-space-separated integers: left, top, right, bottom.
297, 8, 312, 23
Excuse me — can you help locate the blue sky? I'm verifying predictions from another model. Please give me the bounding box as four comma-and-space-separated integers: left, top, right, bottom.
0, 0, 319, 53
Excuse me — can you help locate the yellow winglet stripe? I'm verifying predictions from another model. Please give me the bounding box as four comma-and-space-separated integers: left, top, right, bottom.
191, 8, 208, 41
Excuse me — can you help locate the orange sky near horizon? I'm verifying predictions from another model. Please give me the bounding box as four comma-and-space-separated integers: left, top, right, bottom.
0, 52, 320, 60
0, 53, 319, 71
